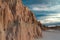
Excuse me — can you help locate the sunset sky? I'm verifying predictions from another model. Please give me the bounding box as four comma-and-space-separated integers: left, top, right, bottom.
22, 0, 60, 26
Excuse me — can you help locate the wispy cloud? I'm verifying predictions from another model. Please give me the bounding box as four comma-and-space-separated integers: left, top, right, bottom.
29, 4, 60, 25
29, 4, 60, 12
37, 13, 60, 24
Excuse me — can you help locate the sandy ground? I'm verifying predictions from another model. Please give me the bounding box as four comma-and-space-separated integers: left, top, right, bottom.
35, 30, 60, 40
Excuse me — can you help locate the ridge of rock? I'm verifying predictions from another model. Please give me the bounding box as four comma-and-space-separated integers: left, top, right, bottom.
0, 0, 42, 40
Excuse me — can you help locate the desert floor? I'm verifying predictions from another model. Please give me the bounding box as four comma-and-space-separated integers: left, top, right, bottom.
35, 30, 60, 40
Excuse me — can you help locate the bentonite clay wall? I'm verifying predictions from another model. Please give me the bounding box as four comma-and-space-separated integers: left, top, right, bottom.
0, 0, 42, 40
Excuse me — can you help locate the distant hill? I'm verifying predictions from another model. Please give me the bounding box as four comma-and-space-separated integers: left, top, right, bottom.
41, 25, 60, 30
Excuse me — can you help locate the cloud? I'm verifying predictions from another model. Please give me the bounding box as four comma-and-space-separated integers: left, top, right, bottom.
31, 7, 48, 11
28, 4, 60, 26
29, 4, 60, 12
37, 13, 60, 24
29, 4, 60, 25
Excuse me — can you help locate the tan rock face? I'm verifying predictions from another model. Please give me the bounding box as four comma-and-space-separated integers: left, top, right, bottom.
0, 0, 42, 40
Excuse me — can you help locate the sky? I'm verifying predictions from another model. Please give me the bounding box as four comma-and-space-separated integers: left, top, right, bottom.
22, 0, 60, 26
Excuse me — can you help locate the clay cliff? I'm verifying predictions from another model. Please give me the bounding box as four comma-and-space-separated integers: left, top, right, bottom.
0, 0, 42, 40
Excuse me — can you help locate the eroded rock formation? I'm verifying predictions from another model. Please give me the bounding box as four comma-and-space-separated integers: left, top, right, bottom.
0, 0, 42, 40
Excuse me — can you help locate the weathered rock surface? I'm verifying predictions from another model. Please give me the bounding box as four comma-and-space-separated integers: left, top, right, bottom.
0, 0, 42, 40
